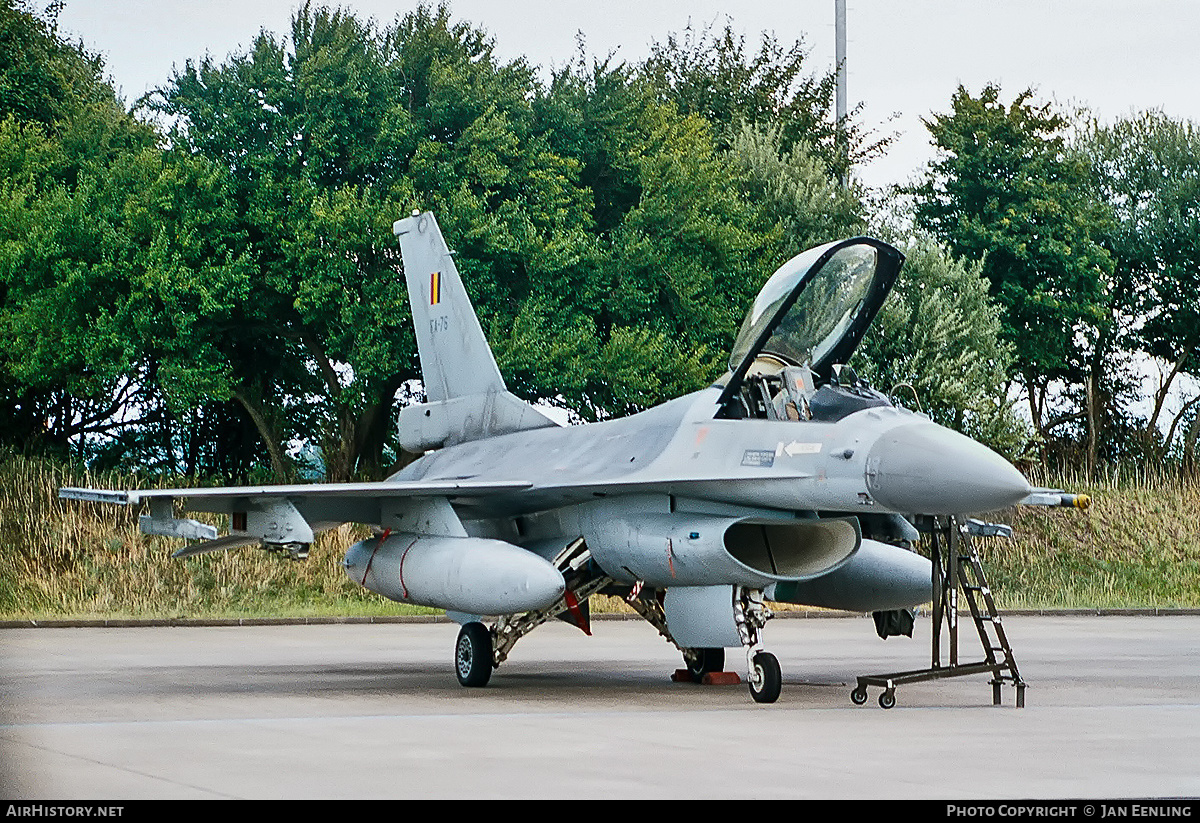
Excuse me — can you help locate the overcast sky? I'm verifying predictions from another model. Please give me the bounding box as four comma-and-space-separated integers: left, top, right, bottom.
39, 1, 1200, 416
53, 0, 1200, 191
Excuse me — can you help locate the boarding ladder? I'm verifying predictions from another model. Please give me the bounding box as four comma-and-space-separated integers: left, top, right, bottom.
852, 514, 1026, 709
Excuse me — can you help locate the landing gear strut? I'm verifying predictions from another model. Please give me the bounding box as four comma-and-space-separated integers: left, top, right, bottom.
450, 539, 612, 689
735, 586, 780, 703
617, 583, 783, 703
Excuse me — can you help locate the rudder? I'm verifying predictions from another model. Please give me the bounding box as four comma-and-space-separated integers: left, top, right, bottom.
393, 211, 505, 402
392, 211, 559, 451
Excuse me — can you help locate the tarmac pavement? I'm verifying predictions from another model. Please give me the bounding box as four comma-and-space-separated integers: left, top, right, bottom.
1, 614, 1198, 799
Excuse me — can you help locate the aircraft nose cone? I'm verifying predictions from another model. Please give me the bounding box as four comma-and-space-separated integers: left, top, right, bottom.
866, 422, 1030, 514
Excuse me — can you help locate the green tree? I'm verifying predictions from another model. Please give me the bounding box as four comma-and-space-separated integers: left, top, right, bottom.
1080, 111, 1200, 466
521, 56, 763, 419
526, 53, 888, 421
150, 3, 601, 478
911, 84, 1112, 462
2, 1, 925, 477
0, 0, 186, 462
726, 122, 865, 261
153, 6, 413, 479
0, 2, 279, 476
0, 0, 109, 130
855, 234, 1028, 459
639, 21, 889, 180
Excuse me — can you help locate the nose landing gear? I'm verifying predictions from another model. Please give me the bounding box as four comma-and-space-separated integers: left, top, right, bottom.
735, 587, 780, 704
748, 650, 781, 703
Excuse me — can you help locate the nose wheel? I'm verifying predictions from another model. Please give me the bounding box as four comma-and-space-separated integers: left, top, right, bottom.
748, 651, 781, 703
734, 586, 780, 703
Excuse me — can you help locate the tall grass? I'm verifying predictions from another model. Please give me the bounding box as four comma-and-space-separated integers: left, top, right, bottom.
973, 469, 1200, 609
2, 453, 1198, 618
0, 453, 433, 619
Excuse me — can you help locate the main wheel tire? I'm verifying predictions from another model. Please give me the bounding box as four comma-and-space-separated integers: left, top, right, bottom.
455, 622, 493, 688
748, 651, 782, 704
684, 647, 725, 681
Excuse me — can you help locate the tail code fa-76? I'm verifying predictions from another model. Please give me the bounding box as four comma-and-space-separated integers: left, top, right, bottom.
63, 211, 1050, 703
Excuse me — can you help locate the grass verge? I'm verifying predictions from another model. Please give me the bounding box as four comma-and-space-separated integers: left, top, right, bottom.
3, 454, 1198, 619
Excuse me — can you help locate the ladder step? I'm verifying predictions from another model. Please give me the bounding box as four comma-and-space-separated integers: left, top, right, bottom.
926, 516, 1025, 703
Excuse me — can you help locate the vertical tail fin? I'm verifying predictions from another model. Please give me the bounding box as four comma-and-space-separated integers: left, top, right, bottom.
393, 211, 559, 451
393, 211, 505, 402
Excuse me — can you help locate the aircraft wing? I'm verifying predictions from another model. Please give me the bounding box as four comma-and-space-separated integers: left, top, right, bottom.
60, 479, 532, 508
59, 479, 533, 556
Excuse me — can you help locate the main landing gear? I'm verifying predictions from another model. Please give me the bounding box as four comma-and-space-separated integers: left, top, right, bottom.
449, 539, 612, 690
450, 579, 783, 705
682, 647, 725, 681
455, 622, 492, 687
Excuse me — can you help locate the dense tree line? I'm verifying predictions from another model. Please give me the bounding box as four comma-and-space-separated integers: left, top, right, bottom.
1, 1, 1197, 481
909, 85, 1200, 472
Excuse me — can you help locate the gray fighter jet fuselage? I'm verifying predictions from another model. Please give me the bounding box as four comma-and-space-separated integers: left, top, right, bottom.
62, 211, 1036, 704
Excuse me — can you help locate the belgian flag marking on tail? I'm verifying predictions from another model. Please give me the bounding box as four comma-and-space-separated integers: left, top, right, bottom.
430, 271, 441, 305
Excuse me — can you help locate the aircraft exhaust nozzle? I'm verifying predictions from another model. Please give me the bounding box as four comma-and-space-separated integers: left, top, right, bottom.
866, 422, 1031, 514
344, 534, 565, 615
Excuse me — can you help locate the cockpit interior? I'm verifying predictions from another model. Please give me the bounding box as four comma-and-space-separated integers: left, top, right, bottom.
715, 237, 905, 423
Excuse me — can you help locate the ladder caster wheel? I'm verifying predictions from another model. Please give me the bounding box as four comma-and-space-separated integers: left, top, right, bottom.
850, 687, 868, 705
879, 690, 896, 710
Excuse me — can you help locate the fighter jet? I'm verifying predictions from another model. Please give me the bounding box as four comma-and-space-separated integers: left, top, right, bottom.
61, 211, 1036, 703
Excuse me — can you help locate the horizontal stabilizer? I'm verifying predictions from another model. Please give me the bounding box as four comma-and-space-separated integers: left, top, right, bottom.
172, 534, 262, 558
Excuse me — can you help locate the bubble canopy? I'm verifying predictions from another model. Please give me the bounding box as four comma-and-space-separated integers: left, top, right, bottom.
719, 237, 904, 404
